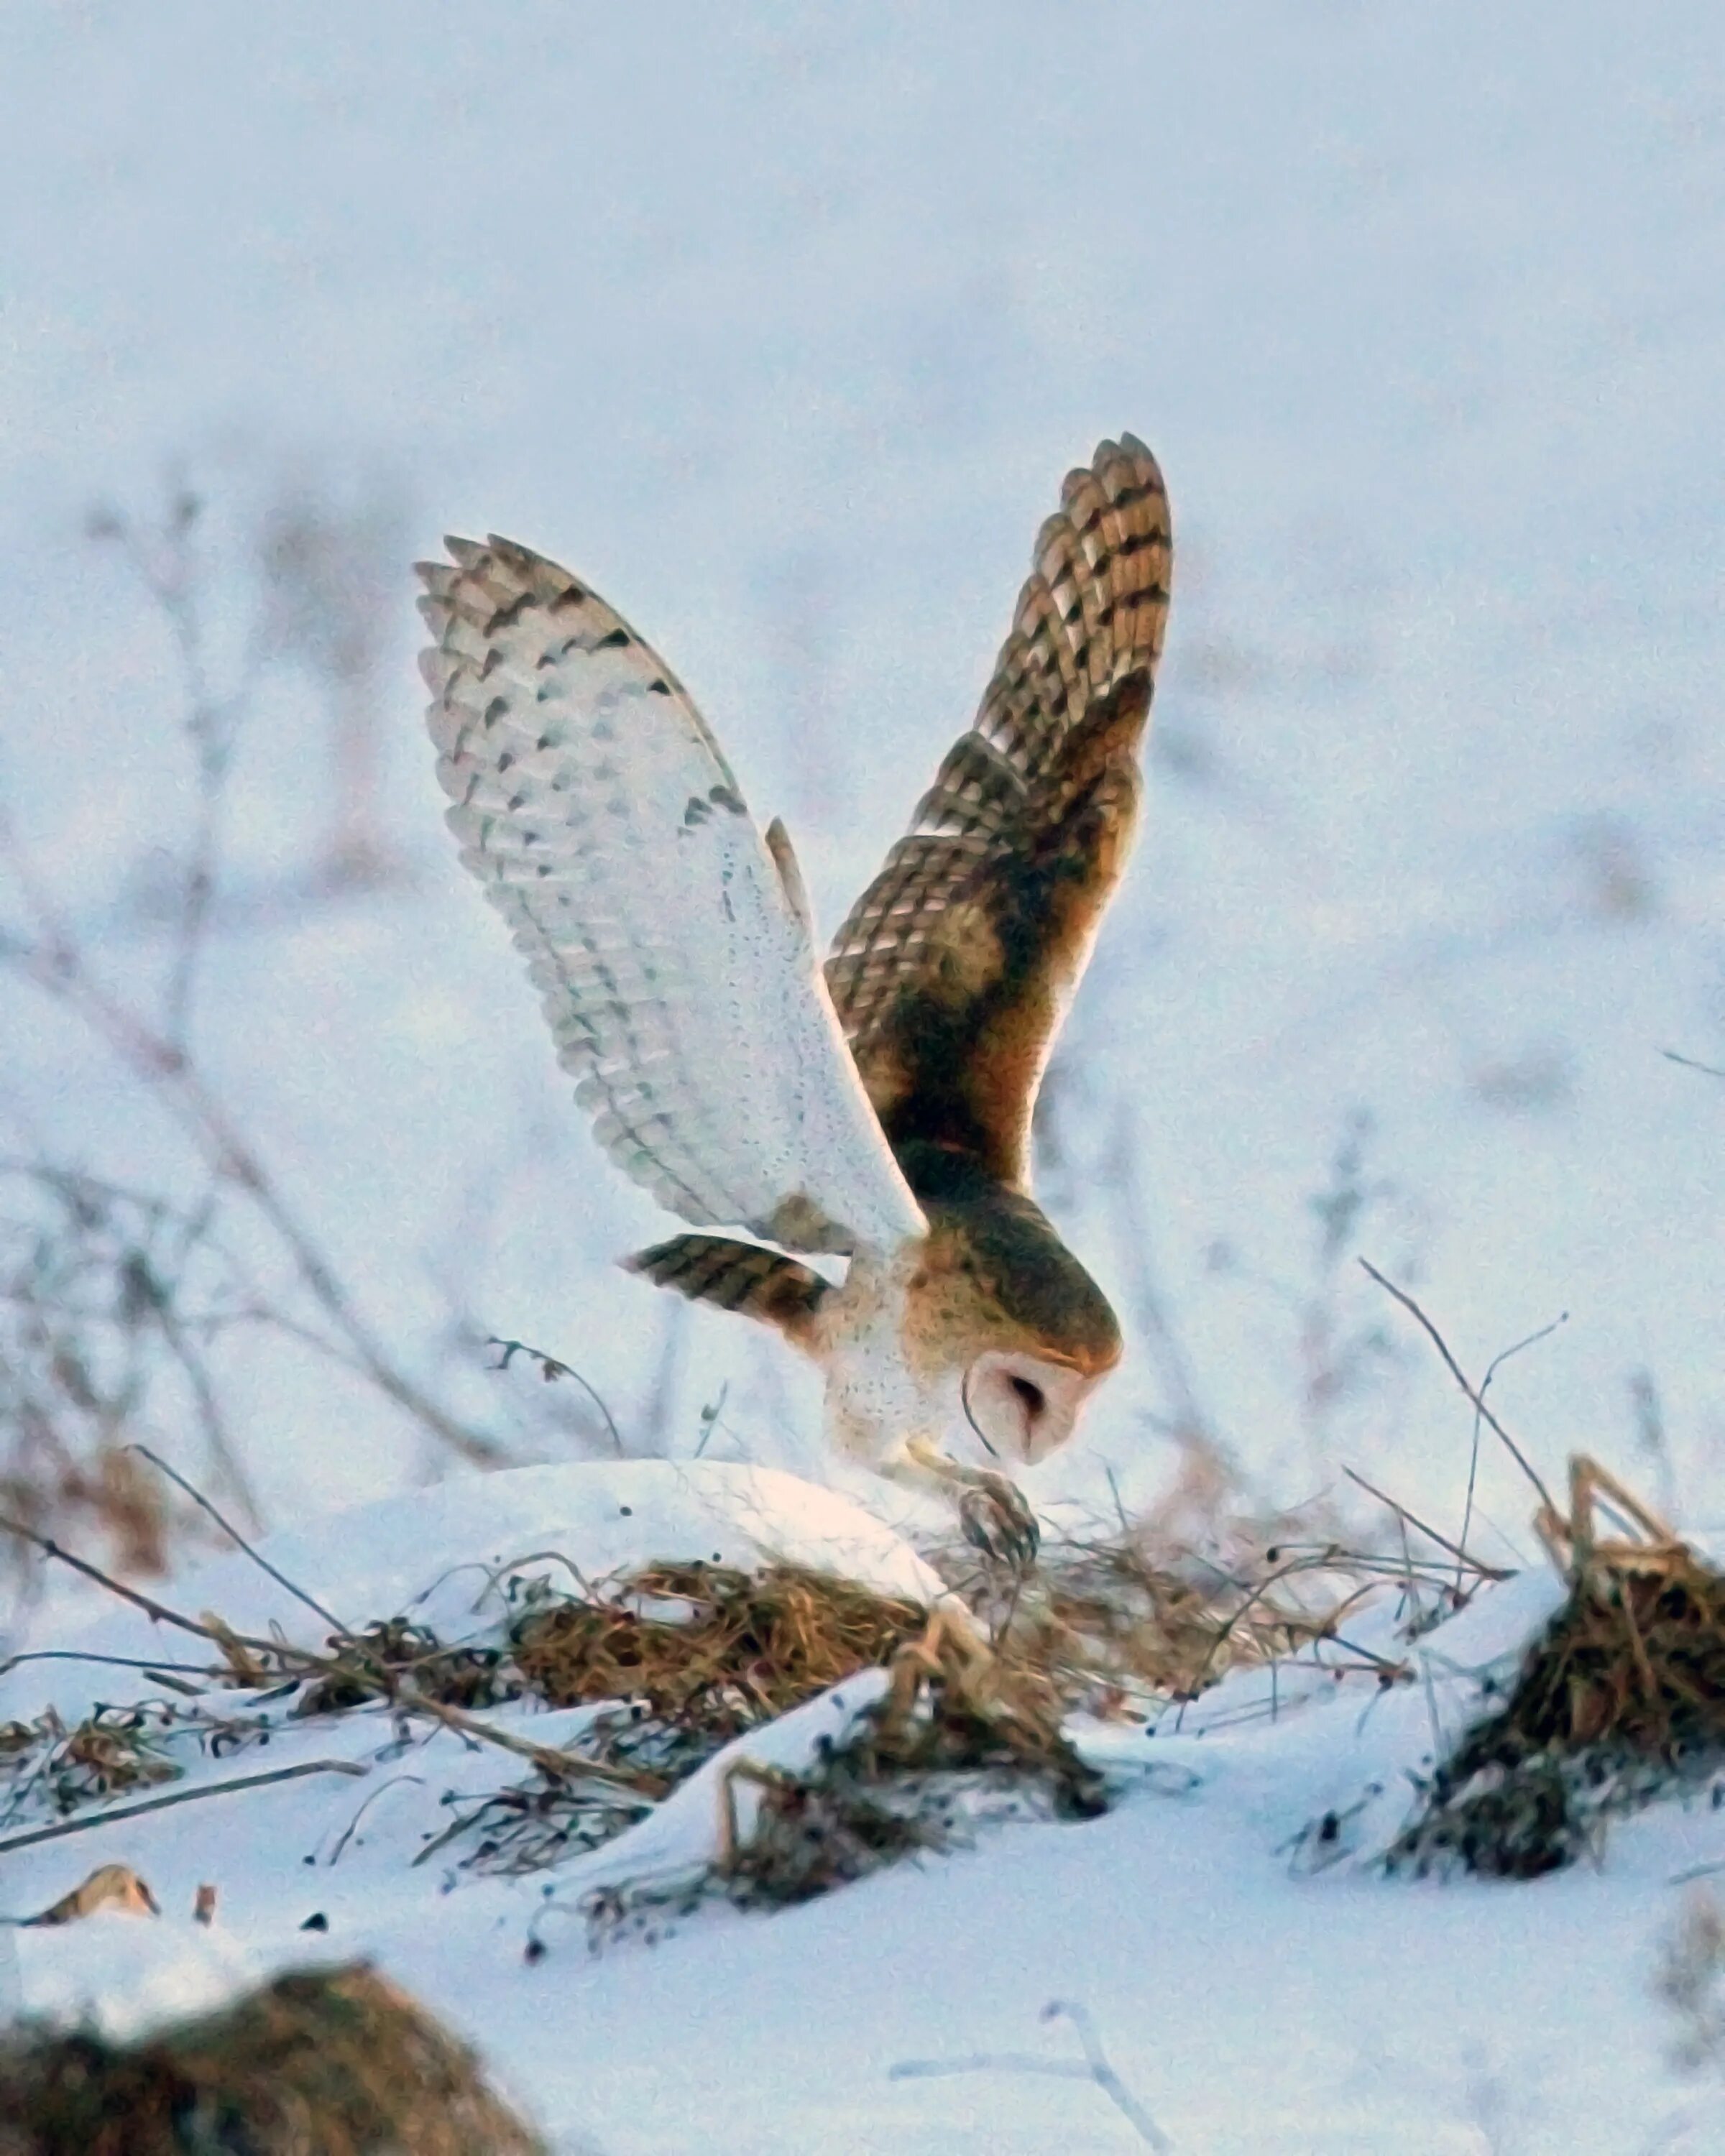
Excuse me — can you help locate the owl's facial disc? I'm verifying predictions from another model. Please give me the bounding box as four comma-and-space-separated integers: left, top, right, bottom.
961, 1350, 1094, 1465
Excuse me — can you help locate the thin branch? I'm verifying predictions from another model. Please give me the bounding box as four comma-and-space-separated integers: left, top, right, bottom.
149, 1302, 264, 1534
323, 1771, 427, 1866
0, 848, 505, 1468
0, 1650, 224, 1681
1458, 1312, 1567, 1588
1341, 1466, 1512, 1581
0, 1510, 229, 1645
1357, 1261, 1556, 1515
1044, 2001, 1172, 2152
0, 1510, 310, 1684
1661, 1048, 1725, 1081
129, 1443, 346, 1636
392, 1686, 666, 1800
891, 1998, 1172, 2152
94, 493, 262, 1054
0, 1757, 369, 1858
488, 1336, 621, 1455
893, 2055, 1094, 2082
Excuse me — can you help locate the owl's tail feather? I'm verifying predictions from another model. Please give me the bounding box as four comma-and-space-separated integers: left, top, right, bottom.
622, 1235, 829, 1348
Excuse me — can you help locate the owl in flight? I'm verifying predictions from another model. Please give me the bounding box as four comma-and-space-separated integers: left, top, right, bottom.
418, 436, 1171, 1553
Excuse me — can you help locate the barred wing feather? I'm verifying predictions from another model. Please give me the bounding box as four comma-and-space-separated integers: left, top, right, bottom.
825, 435, 1172, 1187
418, 536, 925, 1255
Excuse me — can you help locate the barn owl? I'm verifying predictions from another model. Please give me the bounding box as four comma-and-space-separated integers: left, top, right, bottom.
418, 436, 1171, 1556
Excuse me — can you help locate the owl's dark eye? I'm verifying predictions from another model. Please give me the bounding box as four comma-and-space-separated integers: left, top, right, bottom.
1008, 1375, 1045, 1420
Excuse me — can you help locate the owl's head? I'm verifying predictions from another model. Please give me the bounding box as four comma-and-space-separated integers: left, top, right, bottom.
908, 1164, 1123, 1465
962, 1348, 1108, 1465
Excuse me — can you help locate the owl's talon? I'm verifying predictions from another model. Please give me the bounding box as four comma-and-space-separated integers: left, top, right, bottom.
959, 1473, 1041, 1571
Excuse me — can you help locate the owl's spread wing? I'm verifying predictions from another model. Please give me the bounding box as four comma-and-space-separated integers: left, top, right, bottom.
825, 435, 1172, 1189
419, 537, 926, 1256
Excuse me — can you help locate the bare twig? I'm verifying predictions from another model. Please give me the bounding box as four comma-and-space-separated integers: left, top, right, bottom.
891, 1998, 1172, 2152
129, 1442, 347, 1636
0, 1510, 231, 1646
89, 489, 242, 1051
1662, 1049, 1725, 1081
149, 1296, 264, 1534
1341, 1466, 1512, 1582
0, 817, 505, 1469
1358, 1261, 1556, 1515
488, 1337, 622, 1455
0, 1756, 369, 1858
323, 1772, 428, 1866
0, 1650, 224, 1681
394, 1686, 666, 1800
1458, 1312, 1567, 1588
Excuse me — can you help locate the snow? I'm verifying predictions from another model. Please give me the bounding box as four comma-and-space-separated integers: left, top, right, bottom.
0, 1470, 1717, 2152
0, 1462, 947, 1727
6, 1917, 262, 2049
4, 5, 1725, 2147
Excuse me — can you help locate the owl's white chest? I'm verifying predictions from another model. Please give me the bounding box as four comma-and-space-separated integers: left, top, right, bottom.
811, 1243, 953, 1472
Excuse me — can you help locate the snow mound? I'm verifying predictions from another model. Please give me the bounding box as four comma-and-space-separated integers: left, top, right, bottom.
4, 1471, 1721, 2151
0, 1460, 949, 1726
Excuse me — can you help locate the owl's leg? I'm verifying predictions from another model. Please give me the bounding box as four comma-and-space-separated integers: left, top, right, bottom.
897, 1435, 1041, 1571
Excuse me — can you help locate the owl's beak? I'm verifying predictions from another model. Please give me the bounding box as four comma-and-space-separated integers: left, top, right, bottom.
960, 1349, 1098, 1466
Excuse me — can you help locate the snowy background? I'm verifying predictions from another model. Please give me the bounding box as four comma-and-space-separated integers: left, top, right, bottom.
1, 6, 1724, 2149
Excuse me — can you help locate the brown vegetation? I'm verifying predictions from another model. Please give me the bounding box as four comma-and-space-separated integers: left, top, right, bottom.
0, 1963, 544, 2156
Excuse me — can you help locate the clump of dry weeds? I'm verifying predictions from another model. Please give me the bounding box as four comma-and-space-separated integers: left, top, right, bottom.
577, 1609, 1106, 1939
510, 1559, 929, 1731
420, 1560, 934, 1877
942, 1505, 1401, 1724
294, 1618, 518, 1716
994, 1537, 1331, 1716
0, 1961, 546, 2156
724, 1614, 1107, 1907
1392, 1457, 1725, 1879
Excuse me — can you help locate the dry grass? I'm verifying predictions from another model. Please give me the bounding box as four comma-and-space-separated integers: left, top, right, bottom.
721, 1613, 1106, 1908
577, 1610, 1106, 1937
511, 1559, 929, 1731
1392, 1460, 1725, 1878
0, 1962, 546, 2156
294, 1618, 518, 1716
0, 1498, 1448, 1909
944, 1519, 1392, 1722
426, 1560, 934, 1878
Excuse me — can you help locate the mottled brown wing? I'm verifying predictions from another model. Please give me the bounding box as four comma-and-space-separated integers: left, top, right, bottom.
826, 435, 1172, 1189
623, 1233, 829, 1346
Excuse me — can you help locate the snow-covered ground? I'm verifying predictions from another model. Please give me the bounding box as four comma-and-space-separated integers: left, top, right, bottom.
0, 1465, 1716, 2154
3, 6, 1724, 2148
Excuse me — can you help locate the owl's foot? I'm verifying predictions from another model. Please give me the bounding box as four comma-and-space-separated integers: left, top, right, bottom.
957, 1473, 1041, 1571
902, 1437, 1041, 1572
